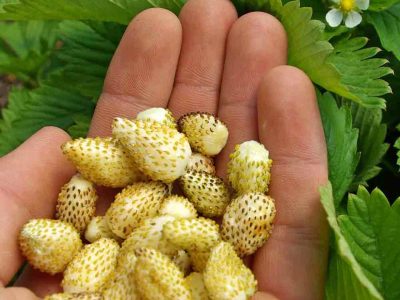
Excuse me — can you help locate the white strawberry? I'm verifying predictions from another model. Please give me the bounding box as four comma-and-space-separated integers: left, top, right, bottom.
136, 107, 177, 129
178, 112, 228, 156
116, 250, 137, 274
62, 238, 119, 293
221, 193, 276, 256
84, 216, 122, 243
159, 195, 198, 219
62, 137, 143, 188
19, 219, 82, 274
112, 118, 192, 183
186, 153, 216, 174
185, 272, 210, 300
188, 250, 209, 273
56, 174, 98, 233
203, 242, 257, 300
163, 217, 220, 252
227, 141, 272, 195
134, 248, 192, 300
120, 215, 178, 257
105, 181, 169, 239
172, 250, 192, 276
103, 273, 139, 300
179, 170, 230, 217
44, 293, 102, 300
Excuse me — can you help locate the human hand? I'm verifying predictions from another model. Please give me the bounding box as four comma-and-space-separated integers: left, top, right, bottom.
0, 0, 328, 299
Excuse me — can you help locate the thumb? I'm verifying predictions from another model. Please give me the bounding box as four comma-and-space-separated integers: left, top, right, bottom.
0, 127, 74, 285
0, 286, 40, 300
253, 291, 280, 300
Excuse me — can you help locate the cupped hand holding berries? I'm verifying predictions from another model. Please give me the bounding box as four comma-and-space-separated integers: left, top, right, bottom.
0, 0, 328, 299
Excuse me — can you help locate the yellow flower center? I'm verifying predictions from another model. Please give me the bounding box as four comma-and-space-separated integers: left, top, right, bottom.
340, 0, 356, 12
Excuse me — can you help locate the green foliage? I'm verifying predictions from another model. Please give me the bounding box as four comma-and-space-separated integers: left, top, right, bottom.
339, 187, 400, 300
0, 0, 185, 23
318, 92, 359, 207
0, 85, 93, 154
0, 21, 59, 84
0, 0, 399, 297
326, 252, 382, 300
395, 124, 400, 167
266, 0, 392, 108
326, 35, 393, 109
0, 20, 124, 155
369, 0, 400, 11
321, 183, 400, 299
320, 183, 383, 300
366, 4, 400, 61
348, 102, 389, 188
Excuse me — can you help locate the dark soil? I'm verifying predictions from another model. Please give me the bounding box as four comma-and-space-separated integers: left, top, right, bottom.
0, 75, 18, 108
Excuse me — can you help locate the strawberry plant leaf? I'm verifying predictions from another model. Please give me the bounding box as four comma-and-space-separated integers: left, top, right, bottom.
320, 183, 383, 300
326, 35, 393, 109
318, 92, 359, 207
264, 0, 392, 108
0, 0, 186, 23
369, 0, 400, 11
395, 124, 400, 167
346, 102, 389, 188
68, 114, 92, 138
0, 20, 122, 154
0, 85, 93, 155
0, 21, 59, 84
338, 187, 400, 300
366, 4, 400, 61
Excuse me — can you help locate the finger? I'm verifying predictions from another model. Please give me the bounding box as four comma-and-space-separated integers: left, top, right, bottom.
0, 127, 74, 285
216, 12, 287, 177
167, 0, 237, 117
14, 267, 62, 297
252, 292, 279, 300
253, 66, 329, 300
0, 287, 39, 300
89, 8, 182, 137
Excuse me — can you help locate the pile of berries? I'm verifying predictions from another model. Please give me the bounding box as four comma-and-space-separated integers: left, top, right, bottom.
18, 108, 276, 300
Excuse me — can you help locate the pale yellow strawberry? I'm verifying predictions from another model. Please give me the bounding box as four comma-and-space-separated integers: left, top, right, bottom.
112, 118, 192, 183
116, 251, 137, 274
186, 153, 216, 175
136, 107, 177, 129
185, 272, 209, 300
56, 174, 98, 233
120, 215, 178, 257
178, 112, 228, 156
105, 181, 169, 239
227, 141, 272, 195
19, 219, 82, 274
84, 216, 122, 243
62, 238, 119, 293
62, 137, 142, 188
103, 273, 138, 300
134, 248, 192, 300
221, 193, 276, 256
44, 293, 102, 300
163, 217, 220, 252
159, 195, 198, 219
188, 250, 209, 273
179, 171, 230, 217
172, 249, 192, 276
203, 242, 257, 300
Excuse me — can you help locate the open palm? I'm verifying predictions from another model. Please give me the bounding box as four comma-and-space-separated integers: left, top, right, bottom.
0, 0, 328, 299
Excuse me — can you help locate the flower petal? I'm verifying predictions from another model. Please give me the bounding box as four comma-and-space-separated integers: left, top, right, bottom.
326, 9, 343, 27
356, 0, 369, 10
344, 11, 362, 28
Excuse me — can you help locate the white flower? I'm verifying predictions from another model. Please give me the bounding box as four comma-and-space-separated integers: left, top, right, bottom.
326, 0, 369, 28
